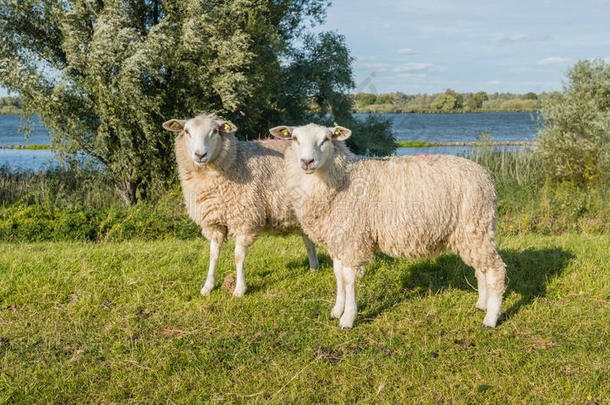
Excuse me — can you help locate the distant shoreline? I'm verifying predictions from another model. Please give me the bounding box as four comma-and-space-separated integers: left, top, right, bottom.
353, 109, 539, 114
0, 144, 50, 150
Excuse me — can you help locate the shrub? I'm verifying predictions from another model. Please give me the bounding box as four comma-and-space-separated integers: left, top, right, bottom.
536, 59, 610, 185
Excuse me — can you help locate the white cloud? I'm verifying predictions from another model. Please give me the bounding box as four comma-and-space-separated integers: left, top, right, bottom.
488, 80, 502, 85
392, 63, 433, 72
497, 34, 551, 46
355, 61, 392, 72
537, 57, 570, 65
506, 67, 535, 73
396, 73, 427, 79
397, 48, 417, 55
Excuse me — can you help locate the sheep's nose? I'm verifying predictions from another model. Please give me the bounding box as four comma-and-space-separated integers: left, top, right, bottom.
301, 158, 315, 167
194, 151, 208, 161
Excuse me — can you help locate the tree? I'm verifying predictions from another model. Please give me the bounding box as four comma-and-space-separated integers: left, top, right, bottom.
443, 89, 463, 110
524, 92, 538, 100
465, 91, 488, 111
431, 93, 457, 112
355, 93, 377, 107
536, 59, 610, 184
375, 94, 393, 104
0, 0, 395, 204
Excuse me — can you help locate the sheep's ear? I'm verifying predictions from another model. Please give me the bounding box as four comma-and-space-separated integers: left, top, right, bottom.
218, 121, 237, 134
269, 126, 294, 139
163, 119, 186, 132
330, 126, 351, 141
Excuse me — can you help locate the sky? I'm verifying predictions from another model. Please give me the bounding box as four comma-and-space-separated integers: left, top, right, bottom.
1, 1, 608, 97
318, 0, 610, 94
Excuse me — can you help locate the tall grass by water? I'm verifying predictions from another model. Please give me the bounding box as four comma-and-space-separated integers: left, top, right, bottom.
1, 147, 608, 242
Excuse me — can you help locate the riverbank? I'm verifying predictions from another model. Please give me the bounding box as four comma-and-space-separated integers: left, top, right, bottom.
354, 106, 539, 114
0, 144, 50, 149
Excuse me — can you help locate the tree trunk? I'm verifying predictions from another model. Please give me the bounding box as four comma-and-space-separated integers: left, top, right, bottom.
117, 179, 141, 207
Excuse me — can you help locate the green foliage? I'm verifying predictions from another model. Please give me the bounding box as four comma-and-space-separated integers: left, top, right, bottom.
430, 93, 458, 112
0, 194, 199, 242
355, 93, 378, 107
355, 91, 540, 113
465, 91, 489, 111
0, 96, 22, 114
536, 59, 610, 185
1, 0, 395, 204
342, 114, 395, 156
524, 92, 538, 100
468, 148, 609, 235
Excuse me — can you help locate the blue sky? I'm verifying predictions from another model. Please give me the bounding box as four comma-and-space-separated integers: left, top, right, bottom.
319, 0, 610, 94
2, 1, 608, 97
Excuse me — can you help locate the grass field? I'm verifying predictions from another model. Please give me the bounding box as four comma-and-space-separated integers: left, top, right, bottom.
1, 233, 608, 403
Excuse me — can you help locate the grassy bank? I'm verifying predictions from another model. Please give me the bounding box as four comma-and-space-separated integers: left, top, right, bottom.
2, 147, 608, 242
0, 144, 50, 150
1, 233, 608, 402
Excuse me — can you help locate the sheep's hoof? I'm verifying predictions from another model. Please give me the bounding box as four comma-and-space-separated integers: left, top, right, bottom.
232, 285, 247, 297
200, 284, 214, 296
476, 303, 487, 311
330, 306, 343, 319
482, 315, 498, 328
309, 266, 319, 272
339, 314, 354, 329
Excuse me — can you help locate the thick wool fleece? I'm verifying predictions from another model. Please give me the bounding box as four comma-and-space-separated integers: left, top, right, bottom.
175, 134, 304, 246
284, 142, 506, 327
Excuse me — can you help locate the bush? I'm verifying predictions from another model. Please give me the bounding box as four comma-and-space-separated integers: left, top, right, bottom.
536, 59, 610, 185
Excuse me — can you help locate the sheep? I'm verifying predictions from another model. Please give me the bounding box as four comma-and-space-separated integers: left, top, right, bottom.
270, 123, 506, 329
162, 114, 319, 297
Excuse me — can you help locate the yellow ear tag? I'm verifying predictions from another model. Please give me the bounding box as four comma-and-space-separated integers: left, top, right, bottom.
281, 129, 289, 136
334, 129, 342, 136
172, 122, 181, 129
223, 123, 232, 131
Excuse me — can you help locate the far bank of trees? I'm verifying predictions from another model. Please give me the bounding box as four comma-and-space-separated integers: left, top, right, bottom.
0, 96, 21, 114
353, 90, 554, 113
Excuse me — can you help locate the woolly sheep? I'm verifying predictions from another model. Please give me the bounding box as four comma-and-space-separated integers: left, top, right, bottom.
162, 114, 319, 297
270, 123, 506, 329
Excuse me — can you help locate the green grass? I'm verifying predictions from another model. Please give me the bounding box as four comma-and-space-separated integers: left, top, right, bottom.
0, 144, 50, 150
1, 233, 608, 403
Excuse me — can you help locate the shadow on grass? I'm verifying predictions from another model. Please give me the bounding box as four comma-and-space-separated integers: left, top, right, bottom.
286, 252, 334, 271
357, 247, 574, 325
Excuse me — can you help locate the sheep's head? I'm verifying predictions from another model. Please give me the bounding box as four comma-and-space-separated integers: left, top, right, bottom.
163, 116, 237, 166
269, 123, 351, 174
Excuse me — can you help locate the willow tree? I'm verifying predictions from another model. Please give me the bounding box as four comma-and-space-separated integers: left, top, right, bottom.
0, 0, 394, 204
537, 59, 610, 185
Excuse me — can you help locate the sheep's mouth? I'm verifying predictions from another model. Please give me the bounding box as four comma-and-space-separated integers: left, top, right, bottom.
302, 167, 316, 174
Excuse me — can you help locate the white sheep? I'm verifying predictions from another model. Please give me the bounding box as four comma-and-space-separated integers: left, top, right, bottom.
270, 123, 506, 329
162, 114, 319, 297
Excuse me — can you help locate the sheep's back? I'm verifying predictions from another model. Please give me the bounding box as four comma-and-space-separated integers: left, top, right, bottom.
308, 154, 497, 265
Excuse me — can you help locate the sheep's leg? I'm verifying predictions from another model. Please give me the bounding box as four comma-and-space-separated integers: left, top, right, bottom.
201, 239, 222, 296
330, 259, 345, 319
339, 265, 358, 329
483, 260, 506, 328
302, 234, 319, 271
475, 269, 487, 311
233, 241, 248, 297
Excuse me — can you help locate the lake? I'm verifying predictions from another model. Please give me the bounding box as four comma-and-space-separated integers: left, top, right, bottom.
0, 112, 540, 170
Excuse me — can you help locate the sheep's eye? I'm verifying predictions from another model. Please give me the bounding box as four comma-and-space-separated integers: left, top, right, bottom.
294, 137, 300, 145
184, 129, 191, 136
